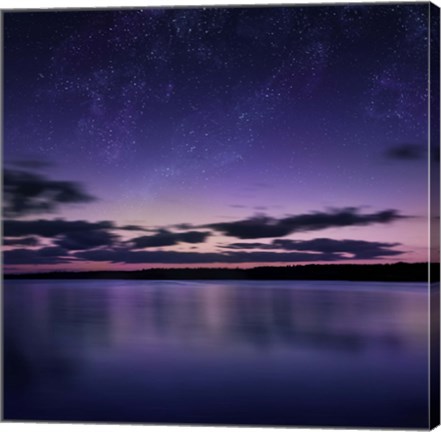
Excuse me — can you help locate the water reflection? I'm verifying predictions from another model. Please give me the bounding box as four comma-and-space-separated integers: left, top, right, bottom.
4, 279, 429, 427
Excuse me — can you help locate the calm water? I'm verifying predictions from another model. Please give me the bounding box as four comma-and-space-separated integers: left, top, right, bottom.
3, 279, 429, 427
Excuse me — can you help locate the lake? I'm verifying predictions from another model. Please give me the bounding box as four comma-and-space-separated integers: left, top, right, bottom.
3, 279, 429, 428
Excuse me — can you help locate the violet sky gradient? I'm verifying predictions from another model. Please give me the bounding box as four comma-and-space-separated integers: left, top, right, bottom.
3, 4, 431, 272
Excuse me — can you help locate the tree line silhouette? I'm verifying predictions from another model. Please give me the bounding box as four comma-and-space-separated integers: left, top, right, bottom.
5, 262, 440, 282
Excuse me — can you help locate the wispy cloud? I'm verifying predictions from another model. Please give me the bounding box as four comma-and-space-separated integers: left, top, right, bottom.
221, 238, 403, 259
204, 207, 406, 239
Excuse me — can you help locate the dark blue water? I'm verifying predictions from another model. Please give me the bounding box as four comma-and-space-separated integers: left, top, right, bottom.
3, 279, 429, 427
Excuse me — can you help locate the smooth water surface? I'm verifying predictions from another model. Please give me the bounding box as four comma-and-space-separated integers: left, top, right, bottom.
4, 279, 429, 427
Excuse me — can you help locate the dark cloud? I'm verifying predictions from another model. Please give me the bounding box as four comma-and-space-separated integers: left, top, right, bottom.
75, 249, 222, 264
221, 242, 269, 250
37, 246, 68, 257
118, 224, 151, 232
385, 144, 425, 160
3, 247, 70, 265
173, 223, 195, 230
273, 238, 402, 259
222, 238, 403, 259
205, 207, 406, 239
5, 237, 403, 266
74, 248, 339, 264
130, 230, 210, 249
4, 218, 119, 251
3, 168, 95, 217
54, 229, 118, 251
3, 236, 40, 247
208, 215, 292, 238
4, 219, 114, 238
3, 219, 209, 253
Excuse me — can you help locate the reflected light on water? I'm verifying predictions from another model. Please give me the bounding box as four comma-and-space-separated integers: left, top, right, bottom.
4, 279, 429, 427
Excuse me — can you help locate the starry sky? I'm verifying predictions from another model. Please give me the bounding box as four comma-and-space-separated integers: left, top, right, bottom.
3, 3, 436, 272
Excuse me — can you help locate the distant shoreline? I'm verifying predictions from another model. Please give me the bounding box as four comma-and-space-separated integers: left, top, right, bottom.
4, 263, 440, 282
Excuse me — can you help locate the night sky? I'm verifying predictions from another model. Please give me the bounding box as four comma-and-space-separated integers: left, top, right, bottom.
3, 3, 432, 272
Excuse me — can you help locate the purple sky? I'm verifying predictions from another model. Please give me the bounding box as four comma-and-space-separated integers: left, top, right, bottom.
3, 4, 435, 272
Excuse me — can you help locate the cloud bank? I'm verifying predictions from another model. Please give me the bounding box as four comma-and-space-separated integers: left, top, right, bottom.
3, 168, 409, 268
